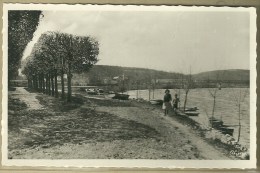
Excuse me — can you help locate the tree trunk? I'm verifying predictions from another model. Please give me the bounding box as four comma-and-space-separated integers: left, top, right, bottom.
237, 104, 241, 142
183, 91, 188, 112
28, 77, 32, 89
136, 82, 139, 99
54, 69, 58, 98
61, 69, 65, 99
27, 79, 29, 89
45, 74, 48, 94
51, 73, 54, 96
48, 73, 51, 95
67, 62, 72, 102
152, 84, 155, 99
33, 75, 36, 90
178, 89, 181, 108
148, 85, 151, 101
212, 96, 216, 118
35, 75, 38, 91
39, 74, 42, 92
42, 74, 45, 93
32, 76, 35, 89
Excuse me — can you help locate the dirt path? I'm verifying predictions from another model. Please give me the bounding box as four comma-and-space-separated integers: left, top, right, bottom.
10, 87, 43, 110
96, 106, 230, 160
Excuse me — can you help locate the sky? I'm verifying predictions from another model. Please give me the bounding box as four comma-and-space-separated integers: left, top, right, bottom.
22, 9, 250, 74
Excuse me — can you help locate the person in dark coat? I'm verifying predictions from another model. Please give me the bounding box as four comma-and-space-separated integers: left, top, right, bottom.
162, 89, 172, 115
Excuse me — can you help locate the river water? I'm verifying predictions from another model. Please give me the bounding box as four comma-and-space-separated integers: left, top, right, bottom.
126, 88, 250, 148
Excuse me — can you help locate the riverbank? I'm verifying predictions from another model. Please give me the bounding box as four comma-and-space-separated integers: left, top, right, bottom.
127, 88, 250, 148
8, 87, 237, 160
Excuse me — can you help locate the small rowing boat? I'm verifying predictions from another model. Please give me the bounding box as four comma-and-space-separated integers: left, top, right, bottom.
112, 93, 129, 100
149, 99, 163, 105
185, 111, 199, 116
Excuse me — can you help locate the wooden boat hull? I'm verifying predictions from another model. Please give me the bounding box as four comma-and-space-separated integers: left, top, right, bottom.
219, 126, 234, 136
209, 117, 234, 135
185, 111, 199, 116
112, 93, 129, 100
150, 99, 163, 105
185, 107, 199, 111
210, 120, 224, 128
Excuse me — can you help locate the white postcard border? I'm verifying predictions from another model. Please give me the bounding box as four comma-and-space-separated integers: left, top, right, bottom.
1, 4, 257, 168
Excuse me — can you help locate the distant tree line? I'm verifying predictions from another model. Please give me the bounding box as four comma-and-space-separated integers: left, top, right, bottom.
22, 31, 99, 102
79, 65, 249, 87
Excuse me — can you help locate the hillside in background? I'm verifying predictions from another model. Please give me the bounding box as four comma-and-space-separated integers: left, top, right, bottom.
192, 69, 249, 81
13, 65, 249, 88
86, 65, 249, 82
86, 65, 182, 83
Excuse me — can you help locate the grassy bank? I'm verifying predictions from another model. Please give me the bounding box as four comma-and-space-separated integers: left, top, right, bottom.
9, 88, 244, 159
9, 92, 197, 159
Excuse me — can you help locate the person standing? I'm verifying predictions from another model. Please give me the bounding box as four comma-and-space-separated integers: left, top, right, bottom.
162, 89, 172, 115
172, 94, 180, 112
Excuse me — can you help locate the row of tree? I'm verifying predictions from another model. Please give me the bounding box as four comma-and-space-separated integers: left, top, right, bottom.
22, 31, 99, 102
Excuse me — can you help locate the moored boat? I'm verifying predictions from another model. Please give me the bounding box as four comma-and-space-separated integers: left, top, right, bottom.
209, 117, 234, 136
185, 107, 199, 111
219, 125, 234, 136
112, 93, 129, 100
209, 117, 224, 128
185, 111, 199, 116
149, 99, 163, 105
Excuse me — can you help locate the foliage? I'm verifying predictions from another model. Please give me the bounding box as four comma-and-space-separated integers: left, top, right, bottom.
23, 31, 99, 74
86, 65, 182, 85
8, 10, 42, 81
22, 31, 99, 101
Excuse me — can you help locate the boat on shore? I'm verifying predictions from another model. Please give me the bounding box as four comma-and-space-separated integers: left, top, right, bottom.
112, 93, 129, 100
185, 107, 199, 112
219, 125, 234, 136
181, 107, 200, 116
209, 117, 234, 136
209, 117, 224, 128
185, 111, 199, 116
149, 99, 163, 105
86, 88, 104, 95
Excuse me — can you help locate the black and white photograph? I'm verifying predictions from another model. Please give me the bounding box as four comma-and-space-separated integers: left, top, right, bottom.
2, 4, 257, 168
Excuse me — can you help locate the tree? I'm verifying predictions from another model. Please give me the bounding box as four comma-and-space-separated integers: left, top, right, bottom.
207, 84, 219, 127
231, 87, 249, 142
207, 71, 225, 127
55, 32, 99, 102
182, 69, 194, 112
22, 33, 60, 96
172, 73, 182, 109
36, 32, 65, 98
22, 32, 99, 102
8, 10, 42, 83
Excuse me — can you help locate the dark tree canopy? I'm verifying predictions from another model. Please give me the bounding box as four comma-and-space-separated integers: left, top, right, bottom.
22, 31, 99, 101
24, 31, 99, 74
8, 10, 42, 81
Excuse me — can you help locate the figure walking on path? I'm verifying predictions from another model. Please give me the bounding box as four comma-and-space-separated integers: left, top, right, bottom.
162, 89, 172, 116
